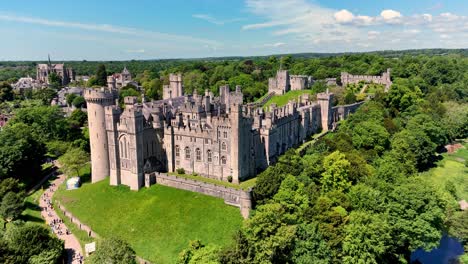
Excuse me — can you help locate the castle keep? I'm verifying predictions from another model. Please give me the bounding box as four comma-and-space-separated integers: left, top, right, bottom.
85, 73, 363, 191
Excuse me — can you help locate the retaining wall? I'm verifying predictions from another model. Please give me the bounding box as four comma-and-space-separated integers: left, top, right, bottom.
145, 172, 252, 218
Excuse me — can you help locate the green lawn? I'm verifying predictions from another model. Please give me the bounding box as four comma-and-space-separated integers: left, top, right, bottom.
54, 178, 243, 264
264, 90, 314, 109
423, 142, 468, 201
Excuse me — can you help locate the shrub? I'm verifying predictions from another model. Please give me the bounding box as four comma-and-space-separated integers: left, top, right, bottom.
176, 168, 185, 175
227, 176, 233, 183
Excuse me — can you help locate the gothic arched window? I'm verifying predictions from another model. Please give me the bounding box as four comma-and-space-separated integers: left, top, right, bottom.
185, 147, 191, 160
175, 145, 180, 157
221, 142, 227, 151
196, 148, 201, 161
221, 156, 227, 165
207, 150, 212, 163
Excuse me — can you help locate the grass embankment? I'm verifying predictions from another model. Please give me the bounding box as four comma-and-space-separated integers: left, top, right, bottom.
423, 142, 468, 201
264, 90, 314, 109
54, 176, 243, 263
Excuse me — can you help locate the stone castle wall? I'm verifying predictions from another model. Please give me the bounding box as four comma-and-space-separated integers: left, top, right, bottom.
146, 172, 252, 218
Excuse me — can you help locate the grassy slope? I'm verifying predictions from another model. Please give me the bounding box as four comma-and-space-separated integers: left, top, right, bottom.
424, 143, 468, 201
54, 178, 243, 264
263, 90, 314, 109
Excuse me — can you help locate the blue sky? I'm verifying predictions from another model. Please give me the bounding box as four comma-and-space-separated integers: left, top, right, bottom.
0, 0, 467, 60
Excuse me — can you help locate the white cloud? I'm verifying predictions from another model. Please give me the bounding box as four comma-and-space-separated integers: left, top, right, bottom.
367, 31, 380, 39
334, 9, 354, 24
192, 14, 244, 25
381, 9, 402, 20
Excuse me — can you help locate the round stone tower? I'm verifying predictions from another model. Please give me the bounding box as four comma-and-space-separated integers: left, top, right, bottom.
84, 88, 116, 183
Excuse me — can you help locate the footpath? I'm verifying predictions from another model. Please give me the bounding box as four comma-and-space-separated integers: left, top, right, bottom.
39, 173, 84, 264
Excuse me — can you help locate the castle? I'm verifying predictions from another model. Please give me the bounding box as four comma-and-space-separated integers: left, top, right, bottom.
107, 67, 137, 89
36, 56, 75, 85
341, 68, 392, 91
85, 72, 363, 191
268, 70, 314, 95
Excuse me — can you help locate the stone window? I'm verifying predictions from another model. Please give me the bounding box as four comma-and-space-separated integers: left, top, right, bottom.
221, 142, 227, 151
223, 131, 228, 138
221, 156, 227, 165
196, 148, 201, 161
217, 131, 220, 138
185, 147, 191, 160
175, 145, 180, 157
205, 138, 209, 144
207, 150, 212, 163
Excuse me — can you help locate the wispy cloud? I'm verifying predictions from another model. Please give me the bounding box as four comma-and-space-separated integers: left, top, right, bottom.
263, 42, 286, 47
0, 13, 219, 46
192, 14, 244, 25
125, 49, 145, 53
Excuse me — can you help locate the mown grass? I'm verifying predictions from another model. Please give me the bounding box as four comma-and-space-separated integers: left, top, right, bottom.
423, 142, 468, 201
264, 90, 314, 109
54, 178, 243, 264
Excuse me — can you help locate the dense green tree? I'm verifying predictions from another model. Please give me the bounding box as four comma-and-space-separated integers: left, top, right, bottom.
0, 178, 23, 199
32, 88, 57, 105
342, 211, 392, 264
95, 64, 108, 86
58, 147, 89, 177
390, 128, 436, 170
0, 192, 24, 228
3, 223, 63, 263
89, 237, 136, 264
68, 109, 88, 127
0, 82, 14, 102
291, 223, 332, 264
66, 93, 77, 106
71, 96, 86, 108
48, 72, 62, 89
0, 123, 46, 182
178, 240, 221, 264
351, 120, 390, 153
386, 177, 446, 259
320, 151, 351, 193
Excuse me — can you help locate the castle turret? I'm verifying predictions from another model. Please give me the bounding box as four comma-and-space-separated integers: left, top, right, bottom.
317, 90, 334, 132
84, 88, 117, 183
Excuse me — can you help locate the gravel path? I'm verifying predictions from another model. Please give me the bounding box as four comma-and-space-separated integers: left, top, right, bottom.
40, 174, 84, 264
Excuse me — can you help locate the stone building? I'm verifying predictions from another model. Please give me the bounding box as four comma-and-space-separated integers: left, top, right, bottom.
163, 73, 183, 100
36, 57, 75, 85
85, 73, 362, 190
268, 70, 313, 95
107, 67, 137, 89
341, 68, 392, 91
11, 76, 43, 92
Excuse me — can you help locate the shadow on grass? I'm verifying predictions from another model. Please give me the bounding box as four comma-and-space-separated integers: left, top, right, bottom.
80, 170, 91, 184
21, 201, 43, 223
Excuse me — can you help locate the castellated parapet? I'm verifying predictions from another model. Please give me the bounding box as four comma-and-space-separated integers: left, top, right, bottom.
268, 70, 314, 95
341, 68, 392, 91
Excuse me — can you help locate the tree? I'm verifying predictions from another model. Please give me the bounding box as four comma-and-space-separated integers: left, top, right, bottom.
178, 240, 221, 264
386, 177, 446, 259
3, 223, 63, 263
390, 128, 436, 170
0, 123, 46, 182
351, 120, 390, 153
32, 88, 57, 105
320, 151, 351, 193
0, 192, 24, 229
0, 82, 14, 102
291, 223, 332, 264
66, 93, 77, 106
58, 147, 89, 177
68, 109, 88, 127
71, 96, 86, 108
95, 64, 108, 86
342, 211, 392, 264
48, 72, 62, 89
89, 237, 136, 264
